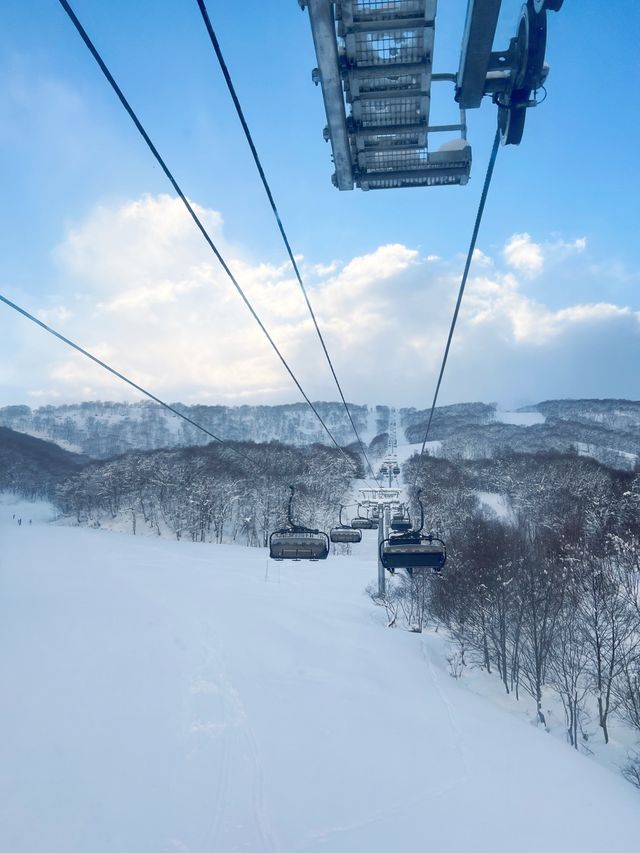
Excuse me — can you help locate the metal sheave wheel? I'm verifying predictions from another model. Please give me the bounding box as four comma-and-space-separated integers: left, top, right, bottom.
498, 99, 527, 146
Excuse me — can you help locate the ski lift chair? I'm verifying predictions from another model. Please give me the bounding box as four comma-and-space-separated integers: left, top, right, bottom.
351, 506, 378, 530
390, 507, 412, 532
380, 490, 446, 575
269, 486, 329, 561
330, 505, 363, 544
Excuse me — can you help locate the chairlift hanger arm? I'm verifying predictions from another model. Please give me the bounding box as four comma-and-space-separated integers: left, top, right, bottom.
287, 484, 296, 528
457, 0, 562, 144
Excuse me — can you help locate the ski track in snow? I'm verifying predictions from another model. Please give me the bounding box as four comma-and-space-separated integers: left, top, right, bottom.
193, 644, 234, 853
194, 629, 278, 853
420, 634, 472, 788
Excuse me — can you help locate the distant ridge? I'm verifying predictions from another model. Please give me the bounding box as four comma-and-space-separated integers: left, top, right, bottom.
0, 426, 87, 498
0, 399, 638, 470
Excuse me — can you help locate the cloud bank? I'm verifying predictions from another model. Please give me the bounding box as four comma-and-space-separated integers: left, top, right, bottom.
2, 194, 638, 409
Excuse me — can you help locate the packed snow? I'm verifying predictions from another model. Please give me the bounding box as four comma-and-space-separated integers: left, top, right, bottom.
2, 496, 639, 853
475, 491, 514, 522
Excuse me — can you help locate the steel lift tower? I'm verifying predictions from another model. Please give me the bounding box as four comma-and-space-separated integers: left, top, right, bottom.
299, 0, 563, 190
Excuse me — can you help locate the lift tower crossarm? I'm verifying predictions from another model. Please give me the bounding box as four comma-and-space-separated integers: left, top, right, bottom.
302, 0, 471, 191
303, 0, 354, 190
456, 0, 502, 109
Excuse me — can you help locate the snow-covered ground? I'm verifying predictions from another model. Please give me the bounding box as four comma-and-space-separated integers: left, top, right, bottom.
574, 440, 638, 466
476, 490, 514, 522
395, 440, 440, 466
2, 495, 639, 853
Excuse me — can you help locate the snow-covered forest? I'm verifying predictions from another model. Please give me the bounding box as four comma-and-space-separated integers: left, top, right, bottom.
55, 442, 358, 547
2, 398, 639, 469
370, 451, 640, 785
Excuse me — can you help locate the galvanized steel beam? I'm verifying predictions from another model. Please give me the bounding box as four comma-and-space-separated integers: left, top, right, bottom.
306, 0, 354, 190
360, 165, 470, 182
345, 62, 428, 78
342, 18, 432, 34
456, 0, 502, 108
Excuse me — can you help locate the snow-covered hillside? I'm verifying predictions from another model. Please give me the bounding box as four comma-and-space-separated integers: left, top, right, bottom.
2, 497, 638, 853
2, 398, 639, 469
0, 402, 387, 459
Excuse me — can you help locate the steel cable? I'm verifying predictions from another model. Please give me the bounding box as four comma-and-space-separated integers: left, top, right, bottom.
413, 127, 501, 484
194, 0, 380, 488
57, 0, 357, 474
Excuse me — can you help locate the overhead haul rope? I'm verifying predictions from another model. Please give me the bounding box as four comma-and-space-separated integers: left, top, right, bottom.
412, 127, 501, 486
0, 292, 363, 494
0, 293, 252, 465
194, 0, 381, 489
56, 0, 358, 475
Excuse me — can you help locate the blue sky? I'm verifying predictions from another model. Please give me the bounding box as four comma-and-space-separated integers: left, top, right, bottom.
0, 0, 638, 408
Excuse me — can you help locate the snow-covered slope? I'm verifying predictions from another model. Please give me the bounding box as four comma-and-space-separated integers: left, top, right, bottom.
2, 399, 639, 469
1, 498, 639, 853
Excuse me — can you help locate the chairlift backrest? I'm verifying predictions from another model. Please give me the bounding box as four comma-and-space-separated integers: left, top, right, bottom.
268, 485, 329, 561
330, 526, 362, 544
270, 529, 330, 561
390, 517, 412, 532
351, 517, 377, 530
380, 534, 446, 573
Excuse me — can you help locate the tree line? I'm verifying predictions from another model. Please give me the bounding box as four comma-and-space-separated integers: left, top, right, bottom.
53, 440, 360, 547
375, 451, 640, 785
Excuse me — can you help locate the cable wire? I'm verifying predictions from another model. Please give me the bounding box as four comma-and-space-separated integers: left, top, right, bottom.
194, 0, 380, 487
414, 127, 501, 480
57, 0, 357, 474
0, 292, 256, 466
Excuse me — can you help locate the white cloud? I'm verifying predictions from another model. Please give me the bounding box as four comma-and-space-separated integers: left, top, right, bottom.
309, 260, 340, 277
4, 195, 639, 408
502, 233, 544, 278
37, 305, 72, 324
472, 248, 492, 267
548, 236, 587, 255
502, 233, 587, 280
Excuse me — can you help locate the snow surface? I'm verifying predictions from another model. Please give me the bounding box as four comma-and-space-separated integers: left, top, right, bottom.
475, 491, 514, 522
2, 496, 639, 853
575, 441, 638, 464
395, 441, 440, 465
492, 410, 546, 426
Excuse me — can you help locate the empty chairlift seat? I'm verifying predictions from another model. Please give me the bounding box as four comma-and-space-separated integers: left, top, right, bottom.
351, 515, 378, 530
269, 485, 330, 561
270, 529, 330, 561
390, 513, 412, 532
330, 526, 363, 544
380, 533, 446, 574
331, 504, 364, 543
